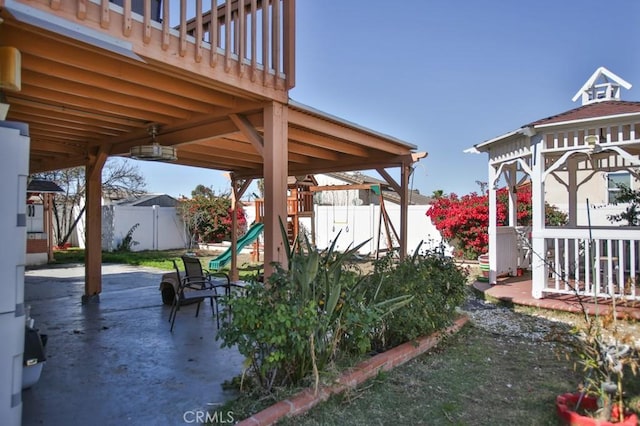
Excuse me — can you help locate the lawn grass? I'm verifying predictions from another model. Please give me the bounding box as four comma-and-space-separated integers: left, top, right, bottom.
48, 248, 263, 279
281, 324, 580, 425
219, 320, 584, 425
49, 248, 186, 270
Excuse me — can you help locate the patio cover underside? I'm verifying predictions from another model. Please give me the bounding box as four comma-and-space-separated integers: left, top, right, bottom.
1, 13, 424, 299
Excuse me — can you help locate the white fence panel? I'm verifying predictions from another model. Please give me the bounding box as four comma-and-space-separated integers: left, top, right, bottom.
314, 204, 448, 256
496, 226, 518, 276
106, 206, 186, 251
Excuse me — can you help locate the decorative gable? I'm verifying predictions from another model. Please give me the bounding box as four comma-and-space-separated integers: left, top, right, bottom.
572, 67, 632, 105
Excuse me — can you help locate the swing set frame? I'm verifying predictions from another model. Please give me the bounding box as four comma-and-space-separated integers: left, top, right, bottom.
309, 183, 400, 258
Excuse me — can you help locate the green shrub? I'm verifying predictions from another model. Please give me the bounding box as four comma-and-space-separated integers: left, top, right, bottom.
217, 226, 412, 392
370, 248, 468, 348
216, 267, 318, 391
217, 221, 465, 394
115, 223, 139, 252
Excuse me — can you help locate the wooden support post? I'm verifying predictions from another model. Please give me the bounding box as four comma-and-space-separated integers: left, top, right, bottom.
83, 148, 108, 304
376, 167, 404, 258
263, 101, 288, 277
230, 185, 239, 282
230, 177, 252, 282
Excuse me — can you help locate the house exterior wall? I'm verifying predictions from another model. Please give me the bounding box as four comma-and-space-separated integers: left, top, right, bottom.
545, 170, 639, 226
26, 203, 47, 265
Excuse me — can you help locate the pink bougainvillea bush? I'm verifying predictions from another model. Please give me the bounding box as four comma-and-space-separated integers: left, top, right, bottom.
426, 186, 566, 259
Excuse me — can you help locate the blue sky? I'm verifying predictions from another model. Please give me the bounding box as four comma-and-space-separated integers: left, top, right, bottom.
136, 0, 640, 199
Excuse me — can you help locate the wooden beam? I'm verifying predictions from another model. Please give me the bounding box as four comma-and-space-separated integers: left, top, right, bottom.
176, 148, 261, 168
288, 109, 412, 155
84, 146, 109, 303
109, 118, 243, 153
288, 127, 369, 157
2, 27, 239, 108
20, 55, 222, 114
7, 96, 147, 128
288, 140, 340, 161
29, 140, 86, 156
19, 69, 190, 119
30, 156, 91, 174
310, 184, 377, 192
230, 113, 264, 156
27, 123, 103, 140
376, 168, 401, 194
19, 83, 174, 123
11, 112, 123, 136
222, 134, 310, 163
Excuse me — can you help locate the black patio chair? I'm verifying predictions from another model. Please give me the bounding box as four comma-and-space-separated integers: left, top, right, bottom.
182, 254, 250, 297
168, 258, 229, 332
181, 255, 249, 321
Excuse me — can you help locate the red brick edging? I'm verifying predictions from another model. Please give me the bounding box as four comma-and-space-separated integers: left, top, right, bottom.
238, 315, 469, 426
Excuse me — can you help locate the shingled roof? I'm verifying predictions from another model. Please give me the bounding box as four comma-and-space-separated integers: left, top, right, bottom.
27, 179, 64, 194
527, 100, 640, 127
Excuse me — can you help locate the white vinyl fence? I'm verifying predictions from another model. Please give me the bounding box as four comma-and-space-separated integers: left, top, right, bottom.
78, 203, 446, 256
312, 204, 449, 256
101, 205, 187, 251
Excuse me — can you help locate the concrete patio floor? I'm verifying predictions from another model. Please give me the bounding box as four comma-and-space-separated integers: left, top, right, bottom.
22, 263, 244, 426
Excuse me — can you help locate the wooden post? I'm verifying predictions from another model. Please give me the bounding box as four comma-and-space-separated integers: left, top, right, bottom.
230, 177, 252, 282
263, 101, 288, 277
230, 183, 239, 282
83, 148, 108, 304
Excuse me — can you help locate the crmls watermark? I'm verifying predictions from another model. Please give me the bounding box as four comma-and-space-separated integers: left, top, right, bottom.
183, 403, 234, 424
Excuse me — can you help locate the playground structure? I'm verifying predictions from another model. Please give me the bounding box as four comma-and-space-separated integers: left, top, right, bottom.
208, 222, 264, 270
253, 176, 317, 261
254, 176, 400, 259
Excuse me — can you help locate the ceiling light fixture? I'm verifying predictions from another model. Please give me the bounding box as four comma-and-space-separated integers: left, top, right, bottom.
129, 125, 177, 161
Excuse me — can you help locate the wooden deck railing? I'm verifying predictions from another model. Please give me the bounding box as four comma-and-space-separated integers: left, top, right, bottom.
254, 196, 309, 222
180, 0, 292, 84
32, 0, 295, 91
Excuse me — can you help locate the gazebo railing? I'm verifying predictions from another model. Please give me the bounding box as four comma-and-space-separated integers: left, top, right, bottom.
538, 227, 640, 300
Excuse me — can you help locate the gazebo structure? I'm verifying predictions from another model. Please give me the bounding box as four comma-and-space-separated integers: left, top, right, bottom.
471, 67, 640, 301
0, 0, 425, 300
